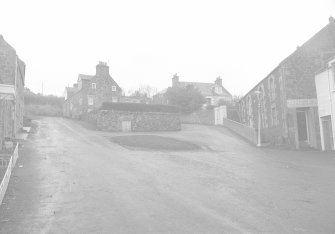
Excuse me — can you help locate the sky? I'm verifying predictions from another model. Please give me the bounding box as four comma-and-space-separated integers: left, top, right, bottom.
1, 0, 335, 97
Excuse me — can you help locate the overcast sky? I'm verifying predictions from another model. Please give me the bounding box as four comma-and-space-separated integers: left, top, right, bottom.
1, 0, 335, 96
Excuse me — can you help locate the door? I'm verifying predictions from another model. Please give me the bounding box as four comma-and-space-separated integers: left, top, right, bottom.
122, 121, 131, 132
296, 111, 309, 143
322, 118, 334, 150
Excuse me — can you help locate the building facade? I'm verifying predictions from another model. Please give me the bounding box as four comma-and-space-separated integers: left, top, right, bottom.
63, 62, 122, 118
153, 74, 232, 106
315, 56, 335, 151
0, 35, 26, 149
239, 17, 335, 149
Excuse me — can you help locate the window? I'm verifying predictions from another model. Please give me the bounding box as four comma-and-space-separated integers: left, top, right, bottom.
215, 86, 222, 94
268, 76, 276, 101
112, 97, 118, 103
271, 104, 278, 126
79, 98, 83, 105
112, 86, 116, 91
92, 83, 96, 89
88, 96, 94, 105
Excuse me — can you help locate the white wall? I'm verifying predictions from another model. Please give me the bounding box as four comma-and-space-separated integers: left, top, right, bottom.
315, 69, 331, 118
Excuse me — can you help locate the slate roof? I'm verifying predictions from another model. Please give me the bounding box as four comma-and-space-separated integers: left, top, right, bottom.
78, 74, 93, 81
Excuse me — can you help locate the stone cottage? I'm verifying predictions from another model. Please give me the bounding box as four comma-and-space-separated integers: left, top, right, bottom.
0, 35, 26, 149
63, 62, 122, 118
153, 74, 232, 106
239, 17, 335, 150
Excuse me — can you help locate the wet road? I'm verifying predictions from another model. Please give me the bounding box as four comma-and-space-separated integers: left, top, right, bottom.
1, 117, 335, 233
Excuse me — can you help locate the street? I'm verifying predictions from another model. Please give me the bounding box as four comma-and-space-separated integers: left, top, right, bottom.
1, 117, 335, 233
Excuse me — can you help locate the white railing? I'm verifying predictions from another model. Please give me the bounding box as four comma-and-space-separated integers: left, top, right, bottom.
0, 143, 19, 206
0, 156, 12, 205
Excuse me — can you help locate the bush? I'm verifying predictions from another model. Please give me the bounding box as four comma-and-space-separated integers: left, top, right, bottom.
100, 102, 180, 113
165, 85, 206, 114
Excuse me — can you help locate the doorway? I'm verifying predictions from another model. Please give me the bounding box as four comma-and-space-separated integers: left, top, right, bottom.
296, 111, 309, 144
322, 116, 334, 150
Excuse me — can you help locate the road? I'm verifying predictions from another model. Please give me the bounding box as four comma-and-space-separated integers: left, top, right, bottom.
1, 117, 335, 233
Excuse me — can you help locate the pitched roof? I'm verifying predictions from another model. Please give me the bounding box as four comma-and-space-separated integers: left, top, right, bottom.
240, 18, 335, 102
78, 74, 93, 81
178, 81, 231, 97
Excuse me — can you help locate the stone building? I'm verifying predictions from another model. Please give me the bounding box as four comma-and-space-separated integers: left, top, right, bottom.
153, 74, 232, 106
0, 35, 26, 149
315, 56, 335, 151
239, 17, 335, 149
63, 62, 122, 118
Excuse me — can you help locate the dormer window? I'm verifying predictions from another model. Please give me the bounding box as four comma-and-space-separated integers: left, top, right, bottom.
112, 86, 116, 91
92, 83, 96, 89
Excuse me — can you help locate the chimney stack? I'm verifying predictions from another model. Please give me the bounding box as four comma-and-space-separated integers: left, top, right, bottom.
172, 73, 179, 87
96, 61, 109, 76
215, 76, 222, 86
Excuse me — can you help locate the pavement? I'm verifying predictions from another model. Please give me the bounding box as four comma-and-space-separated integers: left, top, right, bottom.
0, 117, 335, 233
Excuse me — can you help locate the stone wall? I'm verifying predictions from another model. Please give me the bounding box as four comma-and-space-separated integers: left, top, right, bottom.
87, 110, 181, 132
181, 109, 214, 125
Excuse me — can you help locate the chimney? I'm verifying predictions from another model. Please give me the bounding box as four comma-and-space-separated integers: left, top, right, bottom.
215, 76, 222, 86
329, 16, 335, 23
172, 73, 179, 87
96, 61, 109, 76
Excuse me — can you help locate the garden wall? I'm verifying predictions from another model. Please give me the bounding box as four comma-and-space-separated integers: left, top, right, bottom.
181, 109, 215, 125
87, 110, 181, 132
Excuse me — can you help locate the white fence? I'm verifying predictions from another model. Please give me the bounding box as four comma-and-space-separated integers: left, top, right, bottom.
222, 118, 257, 144
0, 143, 19, 206
0, 157, 12, 205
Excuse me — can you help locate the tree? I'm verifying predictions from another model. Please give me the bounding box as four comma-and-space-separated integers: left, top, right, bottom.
165, 85, 206, 114
127, 85, 158, 98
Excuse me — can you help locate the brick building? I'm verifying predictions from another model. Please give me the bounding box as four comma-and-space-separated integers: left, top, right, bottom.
239, 17, 335, 149
0, 35, 26, 149
63, 62, 122, 118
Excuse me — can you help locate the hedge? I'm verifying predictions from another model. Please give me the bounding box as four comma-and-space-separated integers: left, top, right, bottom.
100, 102, 180, 113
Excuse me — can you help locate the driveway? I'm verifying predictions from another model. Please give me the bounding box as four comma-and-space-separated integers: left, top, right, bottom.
0, 117, 335, 233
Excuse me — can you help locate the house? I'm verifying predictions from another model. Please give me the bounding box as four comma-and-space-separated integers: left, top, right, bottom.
63, 62, 122, 118
172, 74, 232, 106
239, 17, 335, 149
153, 74, 232, 106
315, 56, 335, 151
0, 35, 26, 149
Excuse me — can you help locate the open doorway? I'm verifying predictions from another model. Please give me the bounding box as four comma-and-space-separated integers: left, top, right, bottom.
296, 110, 309, 146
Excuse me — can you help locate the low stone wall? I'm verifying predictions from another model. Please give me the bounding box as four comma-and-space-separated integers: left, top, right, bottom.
181, 110, 214, 125
87, 110, 181, 132
222, 118, 257, 144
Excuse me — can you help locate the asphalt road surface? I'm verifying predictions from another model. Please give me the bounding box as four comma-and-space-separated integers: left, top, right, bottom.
1, 117, 335, 233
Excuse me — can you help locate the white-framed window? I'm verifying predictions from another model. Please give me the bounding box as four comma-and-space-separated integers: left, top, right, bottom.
88, 96, 94, 106
79, 98, 83, 105
112, 85, 116, 91
92, 83, 97, 89
112, 97, 118, 103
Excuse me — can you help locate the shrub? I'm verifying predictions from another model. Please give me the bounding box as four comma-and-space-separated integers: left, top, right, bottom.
100, 102, 180, 113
